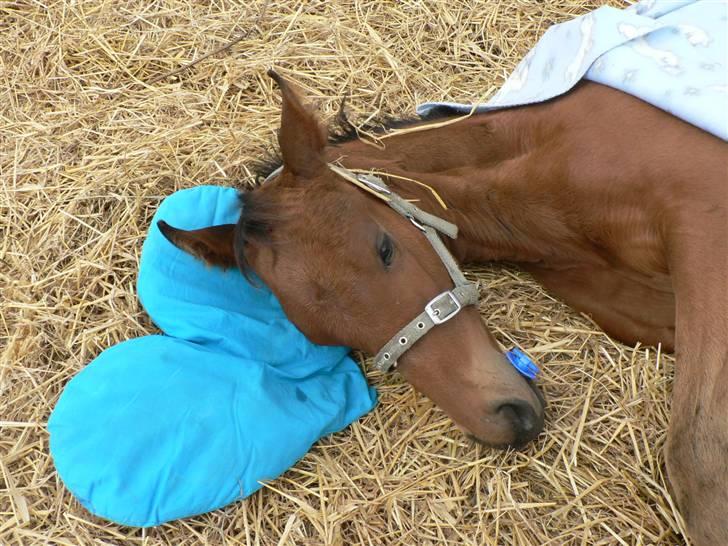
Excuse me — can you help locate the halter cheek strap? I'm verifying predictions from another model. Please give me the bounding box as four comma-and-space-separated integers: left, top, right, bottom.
263, 162, 480, 374
327, 164, 480, 372
263, 163, 541, 379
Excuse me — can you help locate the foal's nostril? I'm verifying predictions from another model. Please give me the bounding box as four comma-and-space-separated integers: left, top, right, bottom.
497, 400, 541, 442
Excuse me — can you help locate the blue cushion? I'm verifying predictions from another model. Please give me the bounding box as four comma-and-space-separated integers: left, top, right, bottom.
48, 186, 377, 527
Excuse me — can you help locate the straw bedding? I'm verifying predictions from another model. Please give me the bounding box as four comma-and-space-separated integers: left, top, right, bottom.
1, 0, 687, 544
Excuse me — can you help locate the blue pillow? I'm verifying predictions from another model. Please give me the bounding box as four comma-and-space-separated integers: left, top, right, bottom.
48, 186, 377, 527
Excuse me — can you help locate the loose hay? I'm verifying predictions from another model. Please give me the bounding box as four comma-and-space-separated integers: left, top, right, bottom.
0, 0, 687, 544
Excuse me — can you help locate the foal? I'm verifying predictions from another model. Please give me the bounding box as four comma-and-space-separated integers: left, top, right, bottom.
161, 73, 727, 544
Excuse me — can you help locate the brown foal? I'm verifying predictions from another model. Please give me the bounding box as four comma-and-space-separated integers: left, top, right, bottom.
161, 73, 727, 544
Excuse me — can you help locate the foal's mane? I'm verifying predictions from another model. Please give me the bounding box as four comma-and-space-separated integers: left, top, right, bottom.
250, 105, 458, 182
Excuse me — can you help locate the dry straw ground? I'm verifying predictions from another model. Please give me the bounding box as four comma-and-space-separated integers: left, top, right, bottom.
1, 0, 687, 544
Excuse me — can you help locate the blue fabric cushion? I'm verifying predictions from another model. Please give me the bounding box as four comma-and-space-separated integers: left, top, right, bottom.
48, 186, 377, 527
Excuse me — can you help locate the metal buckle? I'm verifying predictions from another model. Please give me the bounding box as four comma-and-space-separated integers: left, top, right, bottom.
425, 291, 462, 325
408, 215, 426, 232
356, 173, 391, 195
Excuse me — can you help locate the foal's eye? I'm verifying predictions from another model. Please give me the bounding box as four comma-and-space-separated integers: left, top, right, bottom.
378, 233, 395, 267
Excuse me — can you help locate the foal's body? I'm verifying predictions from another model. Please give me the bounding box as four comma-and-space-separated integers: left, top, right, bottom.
164, 78, 726, 544
329, 82, 727, 542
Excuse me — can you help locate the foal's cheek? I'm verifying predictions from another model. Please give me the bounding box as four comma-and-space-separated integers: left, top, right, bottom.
289, 306, 342, 347
271, 288, 338, 347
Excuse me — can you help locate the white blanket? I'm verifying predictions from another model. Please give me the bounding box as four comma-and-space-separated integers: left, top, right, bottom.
417, 0, 728, 141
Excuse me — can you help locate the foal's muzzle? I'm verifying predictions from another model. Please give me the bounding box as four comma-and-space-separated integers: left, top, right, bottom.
497, 399, 544, 448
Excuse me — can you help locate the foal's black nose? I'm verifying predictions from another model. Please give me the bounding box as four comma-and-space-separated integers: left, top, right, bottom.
497, 400, 543, 447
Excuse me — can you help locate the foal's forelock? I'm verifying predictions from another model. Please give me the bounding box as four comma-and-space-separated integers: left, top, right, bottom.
233, 190, 286, 272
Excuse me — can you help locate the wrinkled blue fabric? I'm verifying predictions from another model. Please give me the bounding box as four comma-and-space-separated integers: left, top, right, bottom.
418, 0, 728, 141
49, 186, 377, 527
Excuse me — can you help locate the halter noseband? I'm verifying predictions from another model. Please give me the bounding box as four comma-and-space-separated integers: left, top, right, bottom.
264, 163, 479, 373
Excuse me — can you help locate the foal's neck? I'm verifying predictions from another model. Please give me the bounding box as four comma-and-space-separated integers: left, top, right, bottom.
328, 103, 579, 266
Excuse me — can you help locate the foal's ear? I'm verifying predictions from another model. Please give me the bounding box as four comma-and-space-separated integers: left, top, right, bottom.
158, 220, 237, 269
268, 69, 327, 178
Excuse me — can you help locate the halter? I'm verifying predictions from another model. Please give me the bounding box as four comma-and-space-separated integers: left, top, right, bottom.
263, 163, 479, 372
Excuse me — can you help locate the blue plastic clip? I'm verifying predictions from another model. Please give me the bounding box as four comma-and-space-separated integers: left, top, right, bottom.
505, 347, 540, 380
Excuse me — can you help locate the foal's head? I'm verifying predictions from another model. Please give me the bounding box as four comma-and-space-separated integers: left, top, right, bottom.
161, 72, 544, 448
